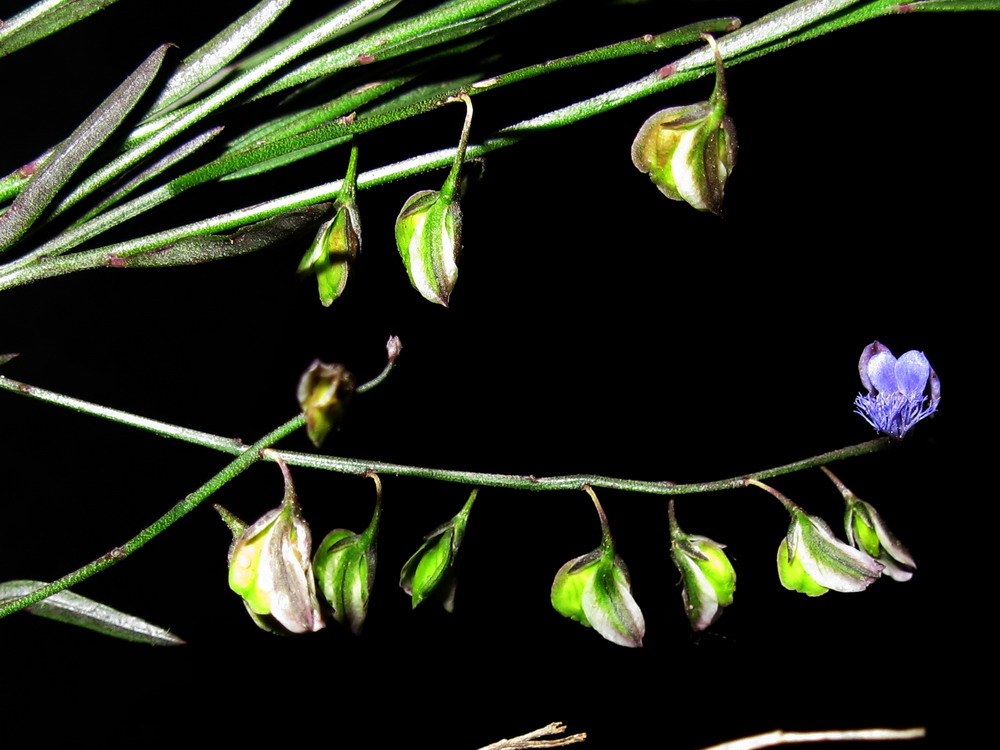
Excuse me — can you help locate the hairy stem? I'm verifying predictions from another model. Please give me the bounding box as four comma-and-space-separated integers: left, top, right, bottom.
0, 372, 892, 495
0, 413, 304, 619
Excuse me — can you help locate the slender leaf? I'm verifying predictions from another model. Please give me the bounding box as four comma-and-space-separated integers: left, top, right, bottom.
0, 580, 185, 645
77, 126, 224, 223
108, 203, 334, 267
255, 0, 561, 99
0, 0, 121, 58
44, 0, 400, 219
0, 43, 171, 253
145, 0, 293, 116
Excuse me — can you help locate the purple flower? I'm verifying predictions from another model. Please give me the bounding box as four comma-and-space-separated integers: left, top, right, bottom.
854, 342, 940, 440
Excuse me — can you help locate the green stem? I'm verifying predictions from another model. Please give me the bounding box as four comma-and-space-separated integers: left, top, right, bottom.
746, 478, 801, 513
0, 372, 892, 496
0, 413, 304, 619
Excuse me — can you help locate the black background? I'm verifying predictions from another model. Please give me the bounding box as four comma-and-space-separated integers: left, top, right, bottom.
0, 1, 974, 747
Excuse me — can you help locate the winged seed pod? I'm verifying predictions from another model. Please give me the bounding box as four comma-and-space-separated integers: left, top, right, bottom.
222, 458, 324, 634
313, 474, 382, 634
551, 487, 645, 648
299, 142, 361, 306
395, 95, 473, 306
668, 500, 735, 631
748, 480, 883, 597
821, 467, 916, 582
297, 360, 356, 448
631, 34, 736, 214
400, 489, 477, 610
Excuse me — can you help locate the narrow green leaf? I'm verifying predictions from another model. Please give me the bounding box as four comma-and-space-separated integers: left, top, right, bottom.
0, 0, 121, 58
0, 43, 171, 253
46, 0, 400, 219
255, 0, 561, 99
145, 0, 294, 116
111, 204, 334, 267
0, 353, 19, 366
219, 136, 352, 181
0, 580, 185, 645
905, 0, 1000, 9
76, 126, 224, 223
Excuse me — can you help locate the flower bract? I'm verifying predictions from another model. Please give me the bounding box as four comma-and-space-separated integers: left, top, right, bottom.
854, 341, 940, 440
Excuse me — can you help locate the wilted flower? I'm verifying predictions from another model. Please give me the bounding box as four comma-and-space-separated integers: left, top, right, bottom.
822, 467, 916, 582
299, 143, 361, 306
551, 487, 645, 647
223, 459, 324, 634
855, 341, 940, 440
297, 360, 356, 448
313, 474, 382, 634
400, 489, 477, 610
396, 95, 473, 306
631, 34, 736, 214
748, 480, 883, 597
668, 501, 736, 631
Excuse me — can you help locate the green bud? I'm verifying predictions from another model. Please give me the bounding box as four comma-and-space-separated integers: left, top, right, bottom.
224, 459, 324, 634
313, 474, 382, 634
399, 489, 477, 610
668, 500, 736, 631
299, 143, 361, 306
822, 467, 916, 582
396, 95, 473, 306
550, 488, 644, 648
297, 360, 356, 448
631, 34, 736, 214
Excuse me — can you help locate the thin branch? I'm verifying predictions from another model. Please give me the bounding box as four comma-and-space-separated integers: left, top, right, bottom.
699, 727, 926, 750
0, 372, 892, 495
478, 722, 587, 750
0, 413, 305, 619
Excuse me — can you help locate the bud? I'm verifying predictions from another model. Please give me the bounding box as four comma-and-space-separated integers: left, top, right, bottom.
822, 467, 916, 582
631, 34, 736, 214
399, 489, 477, 610
299, 142, 361, 306
668, 500, 736, 631
396, 95, 473, 306
550, 487, 645, 648
313, 474, 382, 634
223, 459, 324, 634
297, 360, 356, 448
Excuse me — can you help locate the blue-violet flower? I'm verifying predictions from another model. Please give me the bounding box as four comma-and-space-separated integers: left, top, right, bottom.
854, 341, 940, 440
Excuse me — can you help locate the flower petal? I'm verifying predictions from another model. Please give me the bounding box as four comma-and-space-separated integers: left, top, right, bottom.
858, 341, 891, 393
866, 350, 899, 395
894, 350, 930, 399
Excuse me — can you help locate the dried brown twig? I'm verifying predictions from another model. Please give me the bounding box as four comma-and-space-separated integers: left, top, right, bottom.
477, 722, 587, 750
698, 728, 926, 750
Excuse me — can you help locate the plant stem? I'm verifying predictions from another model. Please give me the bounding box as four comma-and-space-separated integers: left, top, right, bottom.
0, 413, 304, 619
0, 372, 892, 495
